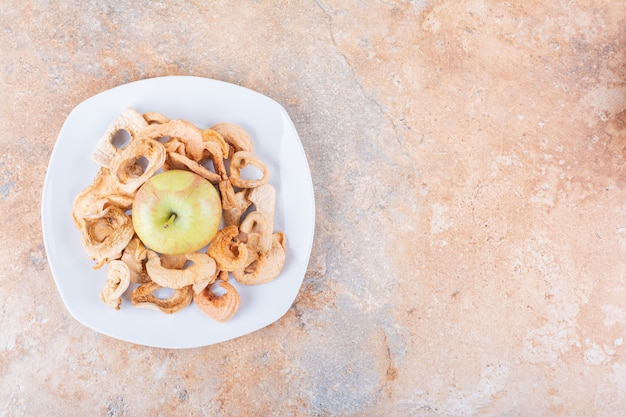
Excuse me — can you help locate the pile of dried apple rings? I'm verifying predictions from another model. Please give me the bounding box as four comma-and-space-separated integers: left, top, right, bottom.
72, 108, 286, 322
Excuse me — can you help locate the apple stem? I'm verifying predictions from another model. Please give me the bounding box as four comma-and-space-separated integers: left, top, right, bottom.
164, 213, 177, 229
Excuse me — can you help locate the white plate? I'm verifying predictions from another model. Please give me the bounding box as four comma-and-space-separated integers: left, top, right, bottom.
41, 76, 315, 348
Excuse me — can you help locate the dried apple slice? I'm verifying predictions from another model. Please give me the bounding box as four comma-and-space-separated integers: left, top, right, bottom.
138, 119, 204, 161
120, 237, 150, 284
130, 281, 193, 314
240, 211, 273, 255
72, 168, 131, 228
167, 151, 221, 184
109, 138, 166, 194
232, 232, 286, 285
91, 108, 149, 168
228, 151, 269, 189
210, 122, 253, 157
80, 206, 134, 268
207, 226, 248, 271
145, 251, 217, 289
99, 260, 131, 310
194, 279, 240, 322
201, 128, 230, 160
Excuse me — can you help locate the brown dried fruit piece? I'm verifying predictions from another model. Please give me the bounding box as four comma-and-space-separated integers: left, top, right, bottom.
130, 282, 193, 314
202, 141, 228, 180
223, 189, 252, 227
218, 180, 239, 211
210, 122, 253, 157
145, 251, 217, 289
91, 108, 149, 168
228, 151, 269, 189
207, 226, 248, 271
232, 232, 286, 285
240, 211, 273, 255
99, 260, 131, 310
109, 138, 167, 194
80, 206, 134, 268
194, 279, 240, 322
120, 236, 150, 284
201, 128, 230, 161
167, 151, 222, 184
138, 119, 204, 161
222, 183, 275, 227
72, 168, 131, 229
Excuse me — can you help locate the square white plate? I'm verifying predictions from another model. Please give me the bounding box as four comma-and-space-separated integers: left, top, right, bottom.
42, 76, 315, 348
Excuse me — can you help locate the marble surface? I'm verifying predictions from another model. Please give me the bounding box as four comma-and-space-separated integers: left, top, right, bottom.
2, 1, 626, 415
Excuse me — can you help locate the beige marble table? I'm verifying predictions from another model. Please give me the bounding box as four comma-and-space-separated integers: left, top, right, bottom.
2, 1, 626, 415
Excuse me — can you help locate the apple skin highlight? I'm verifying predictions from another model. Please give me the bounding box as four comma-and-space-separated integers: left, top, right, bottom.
131, 170, 222, 255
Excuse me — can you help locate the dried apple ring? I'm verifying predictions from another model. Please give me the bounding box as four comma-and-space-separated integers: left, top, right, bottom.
202, 128, 230, 160
109, 138, 166, 194
232, 232, 286, 285
210, 122, 253, 157
229, 151, 269, 189
145, 251, 217, 289
130, 281, 193, 314
167, 151, 221, 184
138, 119, 204, 161
91, 108, 149, 168
240, 211, 273, 255
99, 260, 131, 310
80, 206, 134, 268
202, 141, 228, 180
207, 226, 248, 271
72, 168, 130, 228
194, 279, 240, 322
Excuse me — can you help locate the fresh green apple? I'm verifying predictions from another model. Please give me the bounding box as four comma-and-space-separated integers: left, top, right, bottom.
132, 170, 222, 255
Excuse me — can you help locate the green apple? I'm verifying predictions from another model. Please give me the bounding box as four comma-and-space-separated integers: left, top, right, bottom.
132, 170, 222, 255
